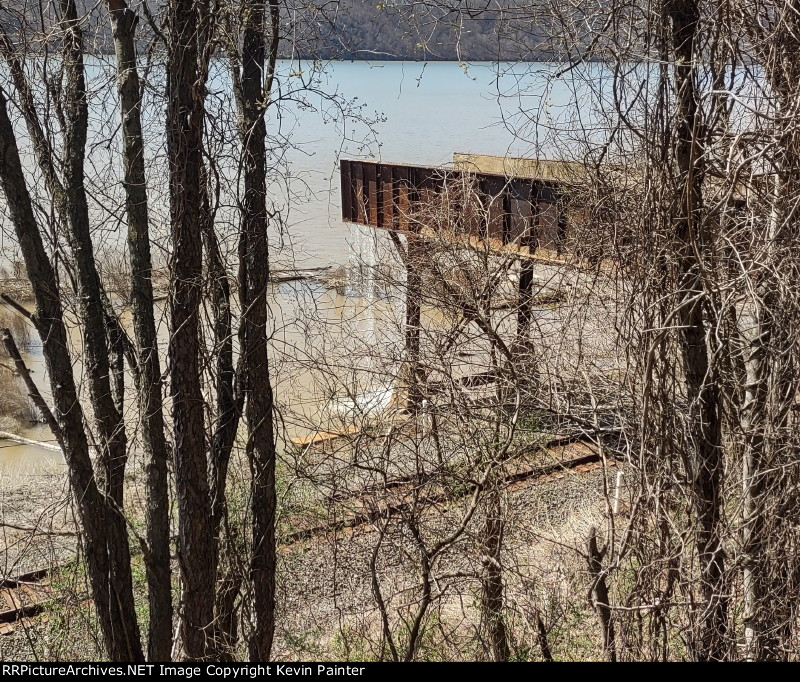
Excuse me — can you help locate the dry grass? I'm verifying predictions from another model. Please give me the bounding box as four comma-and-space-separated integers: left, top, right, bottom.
96, 249, 132, 304
0, 259, 33, 301
0, 307, 33, 358
0, 259, 26, 280
96, 248, 171, 304
0, 307, 37, 427
0, 365, 37, 428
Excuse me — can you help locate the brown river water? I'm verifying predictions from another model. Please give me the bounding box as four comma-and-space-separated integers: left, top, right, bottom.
0, 59, 588, 479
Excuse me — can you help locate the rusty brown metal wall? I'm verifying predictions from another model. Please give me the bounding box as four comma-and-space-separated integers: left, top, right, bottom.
340, 159, 567, 253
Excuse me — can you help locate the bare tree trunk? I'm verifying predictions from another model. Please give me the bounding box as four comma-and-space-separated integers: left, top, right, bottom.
403, 519, 433, 662
166, 0, 215, 660
233, 0, 280, 660
59, 0, 143, 658
405, 236, 423, 413
60, 0, 129, 504
534, 609, 553, 662
741, 320, 772, 660
200, 163, 244, 659
738, 182, 779, 660
481, 484, 510, 661
665, 0, 727, 660
0, 86, 143, 662
105, 0, 173, 661
587, 526, 616, 662
739, 140, 798, 662
203, 203, 239, 538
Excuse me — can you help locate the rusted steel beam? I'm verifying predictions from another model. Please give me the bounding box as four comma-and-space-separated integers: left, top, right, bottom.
0, 567, 50, 589
380, 164, 393, 227
365, 162, 379, 225
339, 159, 566, 257
354, 161, 366, 223
340, 159, 354, 222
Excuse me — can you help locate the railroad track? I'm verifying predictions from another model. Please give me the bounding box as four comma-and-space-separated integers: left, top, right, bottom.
1, 437, 614, 630
0, 568, 54, 635
280, 437, 610, 545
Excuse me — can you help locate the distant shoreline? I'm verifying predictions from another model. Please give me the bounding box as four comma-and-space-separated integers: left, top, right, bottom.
37, 50, 575, 65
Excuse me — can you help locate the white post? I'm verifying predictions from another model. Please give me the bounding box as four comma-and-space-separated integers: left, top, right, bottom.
612, 470, 624, 516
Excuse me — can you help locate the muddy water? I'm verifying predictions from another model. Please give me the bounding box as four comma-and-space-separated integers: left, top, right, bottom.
0, 60, 583, 271
0, 229, 408, 476
0, 423, 63, 479
0, 59, 585, 477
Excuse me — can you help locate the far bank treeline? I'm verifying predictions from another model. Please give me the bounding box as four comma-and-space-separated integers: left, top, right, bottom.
0, 0, 553, 61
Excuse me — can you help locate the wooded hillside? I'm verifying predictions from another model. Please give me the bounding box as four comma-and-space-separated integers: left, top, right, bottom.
0, 0, 551, 61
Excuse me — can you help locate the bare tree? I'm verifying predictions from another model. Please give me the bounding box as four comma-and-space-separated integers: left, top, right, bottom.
394, 0, 800, 661
0, 0, 373, 662
104, 0, 172, 660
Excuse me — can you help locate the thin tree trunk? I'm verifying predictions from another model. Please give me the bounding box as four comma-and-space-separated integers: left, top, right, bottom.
740, 149, 797, 662
0, 86, 143, 662
166, 0, 215, 660
59, 1, 144, 660
105, 0, 173, 660
60, 0, 129, 502
534, 609, 553, 662
587, 526, 616, 662
198, 160, 240, 545
739, 183, 777, 661
234, 0, 280, 660
735, 6, 800, 655
481, 484, 510, 661
666, 0, 727, 660
741, 326, 771, 660
200, 162, 243, 659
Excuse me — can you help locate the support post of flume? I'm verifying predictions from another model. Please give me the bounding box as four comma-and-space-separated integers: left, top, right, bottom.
557, 201, 568, 255
517, 200, 538, 345
405, 234, 422, 413
517, 258, 534, 345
